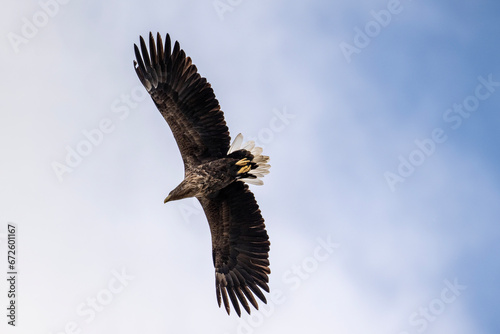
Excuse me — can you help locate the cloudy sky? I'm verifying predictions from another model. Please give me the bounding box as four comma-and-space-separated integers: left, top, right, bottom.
1, 0, 499, 333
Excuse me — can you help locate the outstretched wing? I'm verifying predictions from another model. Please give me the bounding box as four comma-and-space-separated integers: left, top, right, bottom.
198, 181, 270, 316
134, 32, 230, 170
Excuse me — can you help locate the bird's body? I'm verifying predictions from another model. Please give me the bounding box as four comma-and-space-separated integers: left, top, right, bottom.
133, 32, 271, 316
165, 152, 261, 202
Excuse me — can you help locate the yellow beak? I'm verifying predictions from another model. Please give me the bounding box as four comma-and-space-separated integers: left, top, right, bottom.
164, 195, 172, 203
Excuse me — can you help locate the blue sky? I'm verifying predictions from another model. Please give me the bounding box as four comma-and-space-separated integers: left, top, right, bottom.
1, 0, 499, 333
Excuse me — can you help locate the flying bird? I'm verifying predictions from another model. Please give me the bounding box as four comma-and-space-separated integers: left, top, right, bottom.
133, 33, 271, 316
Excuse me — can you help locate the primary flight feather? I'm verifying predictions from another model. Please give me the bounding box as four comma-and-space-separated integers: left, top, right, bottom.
133, 32, 271, 316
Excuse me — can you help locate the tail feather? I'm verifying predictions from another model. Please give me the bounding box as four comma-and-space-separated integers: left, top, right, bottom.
228, 134, 270, 186
228, 133, 244, 154
242, 141, 255, 151
242, 178, 264, 186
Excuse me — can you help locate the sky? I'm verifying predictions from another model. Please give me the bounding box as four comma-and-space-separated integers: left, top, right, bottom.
1, 0, 500, 333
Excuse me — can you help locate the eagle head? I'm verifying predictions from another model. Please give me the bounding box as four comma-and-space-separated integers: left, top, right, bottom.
164, 174, 203, 203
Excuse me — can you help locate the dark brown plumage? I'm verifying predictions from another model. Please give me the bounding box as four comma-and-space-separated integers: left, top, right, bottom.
133, 33, 271, 316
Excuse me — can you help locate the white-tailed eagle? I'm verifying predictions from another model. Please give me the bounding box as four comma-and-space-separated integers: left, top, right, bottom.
133, 33, 271, 316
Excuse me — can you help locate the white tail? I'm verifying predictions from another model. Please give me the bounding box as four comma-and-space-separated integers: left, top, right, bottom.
229, 133, 270, 186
